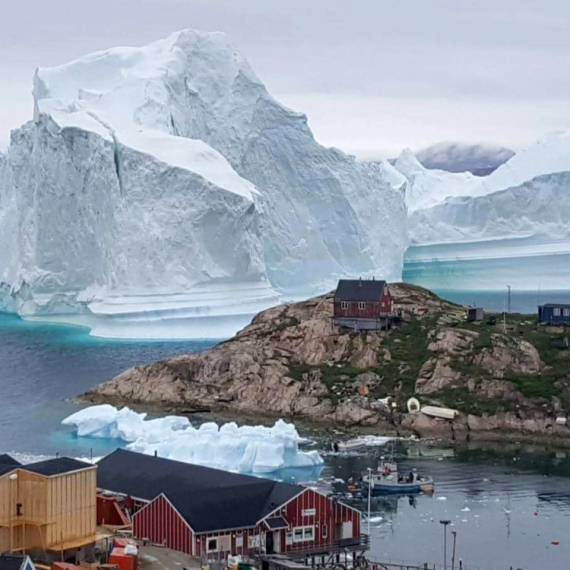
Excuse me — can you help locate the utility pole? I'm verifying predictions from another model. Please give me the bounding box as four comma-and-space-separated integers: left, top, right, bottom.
451, 530, 457, 570
440, 520, 451, 570
367, 468, 372, 536
507, 285, 511, 314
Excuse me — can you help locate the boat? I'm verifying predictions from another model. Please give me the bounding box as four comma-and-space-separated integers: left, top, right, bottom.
420, 405, 458, 420
359, 460, 434, 495
331, 437, 368, 452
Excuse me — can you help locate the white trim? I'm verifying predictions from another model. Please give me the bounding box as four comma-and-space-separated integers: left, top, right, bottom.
292, 525, 314, 543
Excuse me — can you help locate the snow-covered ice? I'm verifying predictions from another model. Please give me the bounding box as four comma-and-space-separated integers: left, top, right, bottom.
0, 29, 407, 338
62, 405, 324, 473
402, 132, 570, 291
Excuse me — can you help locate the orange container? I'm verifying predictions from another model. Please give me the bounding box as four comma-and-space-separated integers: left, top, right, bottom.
110, 548, 137, 570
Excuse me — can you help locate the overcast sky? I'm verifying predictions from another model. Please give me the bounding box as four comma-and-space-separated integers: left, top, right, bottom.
1, 0, 569, 157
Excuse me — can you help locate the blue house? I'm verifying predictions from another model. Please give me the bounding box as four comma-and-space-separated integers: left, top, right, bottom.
538, 304, 570, 325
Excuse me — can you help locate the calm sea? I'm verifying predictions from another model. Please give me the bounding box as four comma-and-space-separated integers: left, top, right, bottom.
0, 313, 569, 569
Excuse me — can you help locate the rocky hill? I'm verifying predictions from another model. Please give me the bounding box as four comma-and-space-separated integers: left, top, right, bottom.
86, 284, 570, 442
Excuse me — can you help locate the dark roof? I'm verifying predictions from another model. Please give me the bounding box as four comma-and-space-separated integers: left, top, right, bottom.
0, 556, 28, 570
23, 457, 94, 476
97, 449, 301, 533
265, 516, 289, 530
0, 455, 22, 477
0, 454, 21, 467
541, 304, 570, 309
334, 279, 386, 301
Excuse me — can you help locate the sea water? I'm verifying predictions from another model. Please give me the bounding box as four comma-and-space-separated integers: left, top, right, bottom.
1, 313, 570, 569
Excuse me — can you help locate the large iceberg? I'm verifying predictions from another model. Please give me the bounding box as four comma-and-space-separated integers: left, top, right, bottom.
62, 405, 324, 474
402, 132, 570, 291
0, 30, 407, 338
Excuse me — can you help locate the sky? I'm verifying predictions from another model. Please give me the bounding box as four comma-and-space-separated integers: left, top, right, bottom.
1, 0, 569, 158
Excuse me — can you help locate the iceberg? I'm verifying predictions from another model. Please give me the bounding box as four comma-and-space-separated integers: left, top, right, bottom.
401, 133, 570, 291
0, 30, 407, 338
62, 405, 324, 474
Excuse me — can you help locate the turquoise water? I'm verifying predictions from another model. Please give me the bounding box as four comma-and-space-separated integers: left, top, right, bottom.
0, 313, 216, 456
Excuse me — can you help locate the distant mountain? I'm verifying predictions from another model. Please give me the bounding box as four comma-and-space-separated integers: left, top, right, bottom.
415, 142, 515, 176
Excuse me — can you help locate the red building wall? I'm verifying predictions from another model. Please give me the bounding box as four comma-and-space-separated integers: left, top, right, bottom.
333, 288, 392, 319
133, 495, 194, 555
134, 489, 360, 561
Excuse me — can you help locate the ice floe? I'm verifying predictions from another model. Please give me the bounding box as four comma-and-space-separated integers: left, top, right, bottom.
62, 405, 324, 473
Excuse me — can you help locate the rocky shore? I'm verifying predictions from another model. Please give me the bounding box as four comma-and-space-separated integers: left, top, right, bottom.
85, 283, 570, 444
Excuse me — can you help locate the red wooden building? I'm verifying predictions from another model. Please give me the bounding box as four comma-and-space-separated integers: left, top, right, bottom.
96, 450, 364, 562
333, 279, 392, 331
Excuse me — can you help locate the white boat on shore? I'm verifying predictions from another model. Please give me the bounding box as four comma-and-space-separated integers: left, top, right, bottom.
421, 405, 458, 420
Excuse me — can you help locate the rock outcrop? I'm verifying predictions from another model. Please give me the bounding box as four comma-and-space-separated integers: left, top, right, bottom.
86, 283, 570, 440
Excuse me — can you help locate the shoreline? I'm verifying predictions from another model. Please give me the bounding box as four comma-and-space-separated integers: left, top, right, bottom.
78, 393, 570, 450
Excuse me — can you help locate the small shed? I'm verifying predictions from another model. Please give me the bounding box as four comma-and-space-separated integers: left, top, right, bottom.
538, 304, 570, 325
467, 307, 483, 322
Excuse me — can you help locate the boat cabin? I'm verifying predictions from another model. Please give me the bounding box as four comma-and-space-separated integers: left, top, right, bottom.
333, 279, 392, 332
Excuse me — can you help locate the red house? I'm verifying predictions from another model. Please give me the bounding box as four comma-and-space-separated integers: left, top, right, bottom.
96, 450, 365, 563
333, 279, 392, 331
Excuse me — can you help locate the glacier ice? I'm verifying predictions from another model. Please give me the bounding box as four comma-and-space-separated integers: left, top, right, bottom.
401, 132, 570, 291
0, 30, 407, 338
62, 405, 324, 474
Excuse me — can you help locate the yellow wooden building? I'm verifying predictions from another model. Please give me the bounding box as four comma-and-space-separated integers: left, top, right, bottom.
0, 455, 97, 555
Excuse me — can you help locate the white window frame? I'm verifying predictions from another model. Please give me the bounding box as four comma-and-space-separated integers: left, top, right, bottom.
564, 308, 570, 317
358, 301, 366, 310
292, 526, 314, 543
554, 308, 561, 317
207, 538, 218, 552
341, 301, 348, 310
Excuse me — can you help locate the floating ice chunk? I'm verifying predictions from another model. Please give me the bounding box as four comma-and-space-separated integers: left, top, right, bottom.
437, 496, 448, 501
368, 516, 384, 523
63, 405, 323, 473
461, 507, 471, 512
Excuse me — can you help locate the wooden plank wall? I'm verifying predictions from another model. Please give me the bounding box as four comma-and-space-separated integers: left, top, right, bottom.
46, 468, 97, 546
0, 467, 97, 551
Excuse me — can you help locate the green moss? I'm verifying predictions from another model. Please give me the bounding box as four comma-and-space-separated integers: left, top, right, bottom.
275, 317, 300, 331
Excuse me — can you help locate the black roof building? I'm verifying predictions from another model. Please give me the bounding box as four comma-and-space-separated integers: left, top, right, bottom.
97, 449, 301, 533
334, 279, 387, 301
0, 556, 33, 570
0, 454, 92, 478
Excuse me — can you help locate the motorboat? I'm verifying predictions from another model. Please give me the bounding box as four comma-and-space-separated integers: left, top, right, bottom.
331, 437, 368, 452
359, 460, 434, 495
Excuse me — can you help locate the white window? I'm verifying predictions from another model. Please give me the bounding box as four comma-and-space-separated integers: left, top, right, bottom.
207, 538, 218, 552
554, 308, 561, 316
292, 526, 314, 543
341, 301, 348, 309
236, 534, 243, 548
358, 302, 366, 310
218, 536, 231, 552
564, 309, 570, 317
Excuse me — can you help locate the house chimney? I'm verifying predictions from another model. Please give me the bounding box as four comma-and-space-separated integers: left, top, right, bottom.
359, 277, 362, 287
372, 276, 375, 281
154, 450, 158, 457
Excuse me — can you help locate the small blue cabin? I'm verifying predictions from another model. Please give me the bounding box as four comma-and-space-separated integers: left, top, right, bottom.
538, 304, 570, 325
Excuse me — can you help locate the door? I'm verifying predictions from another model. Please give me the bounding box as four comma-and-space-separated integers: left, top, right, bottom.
340, 521, 353, 539
266, 531, 274, 554
272, 531, 281, 553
